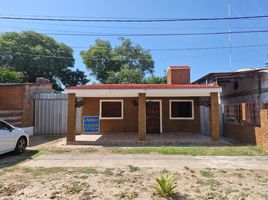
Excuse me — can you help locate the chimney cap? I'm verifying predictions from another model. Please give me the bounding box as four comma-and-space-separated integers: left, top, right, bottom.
168, 66, 190, 69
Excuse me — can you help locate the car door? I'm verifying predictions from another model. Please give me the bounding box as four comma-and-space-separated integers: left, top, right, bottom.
0, 121, 16, 153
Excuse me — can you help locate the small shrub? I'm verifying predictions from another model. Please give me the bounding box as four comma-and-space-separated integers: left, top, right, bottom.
151, 172, 177, 197
128, 165, 140, 172
201, 169, 214, 178
103, 168, 114, 176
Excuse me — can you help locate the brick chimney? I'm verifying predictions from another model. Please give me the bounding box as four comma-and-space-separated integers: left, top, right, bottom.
167, 66, 190, 84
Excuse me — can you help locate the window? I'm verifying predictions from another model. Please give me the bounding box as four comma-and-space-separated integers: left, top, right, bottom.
0, 121, 12, 131
169, 100, 194, 119
100, 100, 123, 119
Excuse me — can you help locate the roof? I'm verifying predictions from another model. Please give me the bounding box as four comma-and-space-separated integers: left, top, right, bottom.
193, 67, 268, 84
67, 84, 220, 90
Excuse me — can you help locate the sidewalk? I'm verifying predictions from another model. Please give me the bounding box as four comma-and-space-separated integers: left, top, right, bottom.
21, 154, 268, 170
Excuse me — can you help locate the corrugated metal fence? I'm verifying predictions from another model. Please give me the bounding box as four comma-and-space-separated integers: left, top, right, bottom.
34, 93, 67, 135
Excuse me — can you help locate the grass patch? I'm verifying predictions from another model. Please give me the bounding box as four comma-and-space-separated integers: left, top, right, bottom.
66, 181, 87, 194
128, 165, 140, 172
109, 145, 267, 156
103, 168, 114, 176
23, 167, 63, 177
75, 167, 98, 174
201, 169, 214, 178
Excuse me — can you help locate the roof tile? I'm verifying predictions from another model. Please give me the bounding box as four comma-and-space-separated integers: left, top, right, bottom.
66, 84, 220, 90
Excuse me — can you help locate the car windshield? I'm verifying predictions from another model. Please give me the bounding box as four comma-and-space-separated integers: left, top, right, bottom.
0, 121, 12, 130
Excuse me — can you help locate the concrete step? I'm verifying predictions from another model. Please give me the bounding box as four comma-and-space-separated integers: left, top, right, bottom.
0, 110, 23, 117
0, 116, 23, 122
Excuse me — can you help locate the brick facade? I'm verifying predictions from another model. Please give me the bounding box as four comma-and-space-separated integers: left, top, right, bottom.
223, 108, 268, 151
167, 66, 190, 84
210, 92, 220, 141
67, 93, 76, 142
0, 79, 52, 127
81, 96, 201, 135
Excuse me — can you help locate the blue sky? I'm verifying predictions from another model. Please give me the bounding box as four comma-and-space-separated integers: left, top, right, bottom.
0, 0, 268, 82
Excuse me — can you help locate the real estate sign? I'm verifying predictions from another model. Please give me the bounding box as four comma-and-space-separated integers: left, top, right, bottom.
83, 116, 100, 133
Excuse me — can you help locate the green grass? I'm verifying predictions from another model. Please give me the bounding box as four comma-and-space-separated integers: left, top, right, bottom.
23, 167, 63, 177
110, 145, 267, 156
128, 165, 140, 172
201, 169, 214, 178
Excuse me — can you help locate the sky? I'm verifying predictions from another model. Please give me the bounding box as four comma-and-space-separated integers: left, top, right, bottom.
0, 0, 268, 82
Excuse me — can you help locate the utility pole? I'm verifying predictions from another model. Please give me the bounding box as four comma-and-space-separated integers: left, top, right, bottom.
228, 0, 232, 70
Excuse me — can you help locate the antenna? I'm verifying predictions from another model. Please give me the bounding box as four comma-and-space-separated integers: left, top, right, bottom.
228, 0, 232, 70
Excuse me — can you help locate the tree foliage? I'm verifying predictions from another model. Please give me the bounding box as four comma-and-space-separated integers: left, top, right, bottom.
143, 75, 167, 84
106, 65, 144, 84
0, 31, 89, 90
81, 38, 154, 83
0, 67, 23, 83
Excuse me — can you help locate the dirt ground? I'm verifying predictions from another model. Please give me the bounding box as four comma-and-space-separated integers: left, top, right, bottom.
0, 166, 268, 200
0, 136, 267, 200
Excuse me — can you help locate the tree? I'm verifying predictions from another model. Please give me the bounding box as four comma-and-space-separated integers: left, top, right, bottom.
0, 67, 23, 83
81, 38, 154, 83
144, 75, 167, 84
0, 31, 89, 90
106, 65, 144, 84
60, 69, 90, 87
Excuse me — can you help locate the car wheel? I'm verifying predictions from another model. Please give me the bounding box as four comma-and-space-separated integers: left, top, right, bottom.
15, 137, 27, 154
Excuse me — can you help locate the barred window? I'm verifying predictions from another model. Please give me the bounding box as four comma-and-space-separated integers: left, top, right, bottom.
246, 102, 260, 127
224, 104, 242, 124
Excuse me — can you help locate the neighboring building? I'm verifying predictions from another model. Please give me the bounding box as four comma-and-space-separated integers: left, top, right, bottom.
65, 66, 222, 143
0, 78, 52, 127
194, 67, 268, 150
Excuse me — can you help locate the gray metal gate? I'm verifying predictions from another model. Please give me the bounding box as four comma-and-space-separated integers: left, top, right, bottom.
34, 93, 67, 135
200, 105, 210, 136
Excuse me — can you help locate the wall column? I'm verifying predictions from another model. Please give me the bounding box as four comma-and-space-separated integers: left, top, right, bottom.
255, 109, 268, 152
210, 92, 220, 141
67, 93, 76, 143
138, 93, 146, 140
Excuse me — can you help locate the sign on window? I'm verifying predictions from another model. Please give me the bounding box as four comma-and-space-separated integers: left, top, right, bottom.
83, 116, 99, 133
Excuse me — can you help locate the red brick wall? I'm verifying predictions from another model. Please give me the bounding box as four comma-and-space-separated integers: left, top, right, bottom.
0, 85, 25, 110
0, 81, 52, 127
167, 66, 190, 84
224, 109, 268, 152
82, 96, 201, 134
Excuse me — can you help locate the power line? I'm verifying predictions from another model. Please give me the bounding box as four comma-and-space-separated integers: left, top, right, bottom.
2, 29, 267, 37
0, 15, 268, 23
2, 43, 268, 60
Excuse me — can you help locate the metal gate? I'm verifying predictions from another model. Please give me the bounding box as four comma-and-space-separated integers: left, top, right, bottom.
200, 105, 210, 136
34, 93, 67, 135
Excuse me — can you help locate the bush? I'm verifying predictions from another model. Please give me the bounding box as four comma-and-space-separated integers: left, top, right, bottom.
151, 172, 177, 197
0, 67, 23, 83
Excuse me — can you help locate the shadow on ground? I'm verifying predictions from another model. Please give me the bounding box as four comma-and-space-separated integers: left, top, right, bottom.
29, 135, 65, 147
0, 150, 39, 169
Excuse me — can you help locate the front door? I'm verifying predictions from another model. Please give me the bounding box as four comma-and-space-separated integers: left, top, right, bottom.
146, 101, 160, 134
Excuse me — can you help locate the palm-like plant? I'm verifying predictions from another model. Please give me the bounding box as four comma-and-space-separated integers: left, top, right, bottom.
151, 172, 177, 197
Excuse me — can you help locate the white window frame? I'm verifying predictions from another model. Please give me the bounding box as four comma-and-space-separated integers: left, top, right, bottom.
100, 99, 123, 119
169, 100, 194, 120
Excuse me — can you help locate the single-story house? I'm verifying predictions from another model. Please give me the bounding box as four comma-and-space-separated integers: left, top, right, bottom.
65, 66, 222, 143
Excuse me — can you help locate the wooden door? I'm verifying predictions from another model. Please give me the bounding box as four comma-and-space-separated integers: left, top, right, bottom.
146, 101, 160, 133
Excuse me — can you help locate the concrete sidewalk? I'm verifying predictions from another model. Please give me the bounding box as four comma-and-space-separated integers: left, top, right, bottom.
21, 154, 268, 170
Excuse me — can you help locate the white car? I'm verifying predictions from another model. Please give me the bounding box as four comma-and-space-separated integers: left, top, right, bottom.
0, 120, 29, 155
